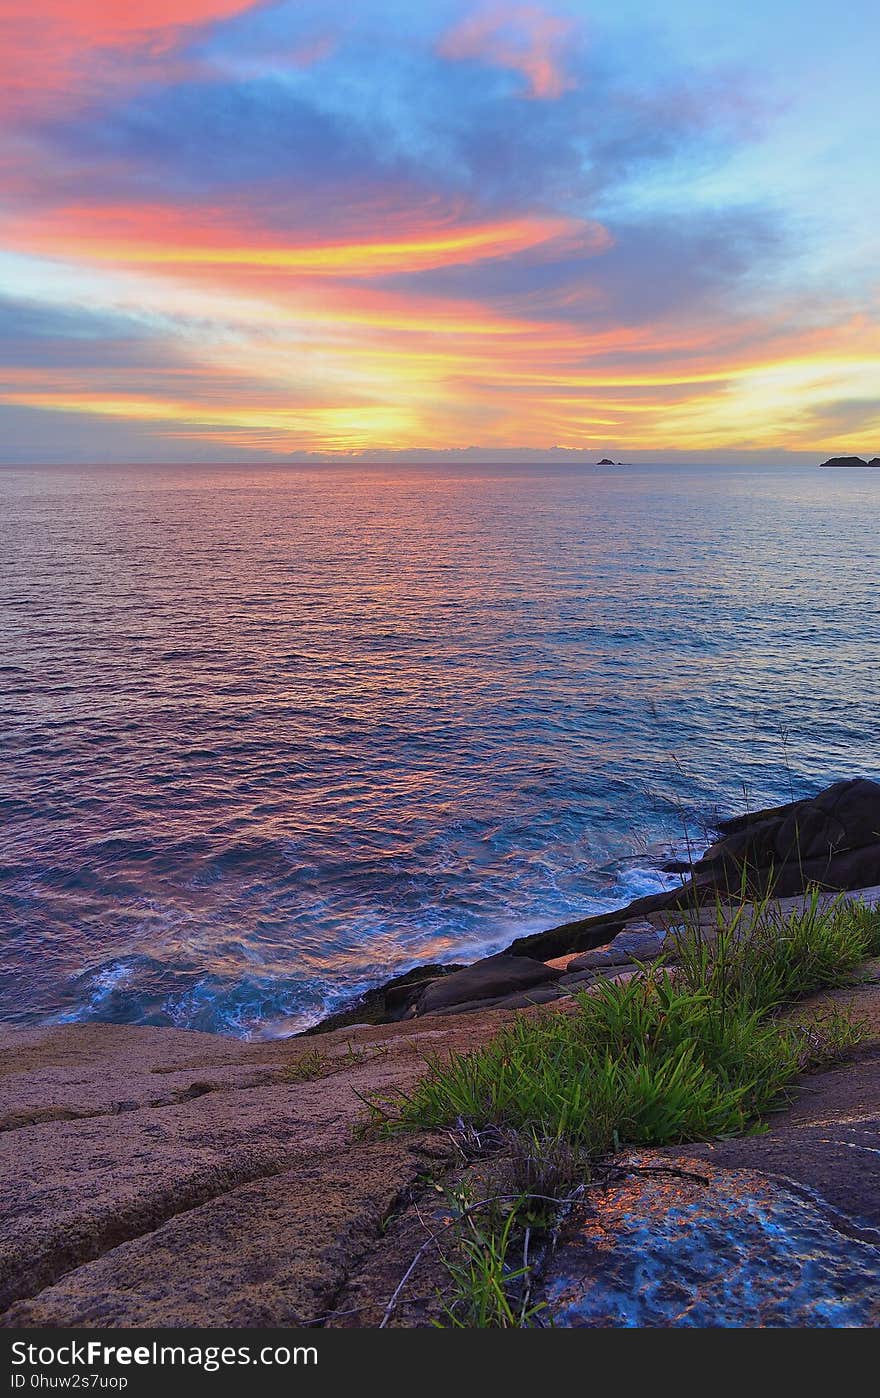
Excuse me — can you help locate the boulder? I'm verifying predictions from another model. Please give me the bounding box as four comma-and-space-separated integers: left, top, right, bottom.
566, 924, 667, 973
308, 963, 467, 1033
406, 954, 563, 1018
506, 895, 688, 963
693, 777, 880, 886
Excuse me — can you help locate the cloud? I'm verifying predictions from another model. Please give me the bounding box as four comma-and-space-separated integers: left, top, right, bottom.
2, 198, 608, 283
793, 395, 880, 443
0, 2, 875, 461
0, 1, 261, 115
12, 21, 762, 254
438, 4, 575, 99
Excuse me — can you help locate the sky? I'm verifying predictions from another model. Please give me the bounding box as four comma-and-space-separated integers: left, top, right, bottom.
0, 0, 877, 464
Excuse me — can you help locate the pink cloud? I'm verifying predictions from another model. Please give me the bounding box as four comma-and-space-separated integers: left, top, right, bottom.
0, 1, 260, 115
438, 4, 576, 100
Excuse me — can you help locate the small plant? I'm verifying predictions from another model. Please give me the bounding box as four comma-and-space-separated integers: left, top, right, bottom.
503, 1129, 591, 1201
281, 1048, 326, 1082
283, 1038, 391, 1086
788, 1004, 866, 1068
339, 1039, 388, 1067
437, 1187, 547, 1329
675, 887, 880, 1013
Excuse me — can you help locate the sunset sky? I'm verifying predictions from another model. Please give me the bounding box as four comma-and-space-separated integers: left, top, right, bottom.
0, 0, 877, 464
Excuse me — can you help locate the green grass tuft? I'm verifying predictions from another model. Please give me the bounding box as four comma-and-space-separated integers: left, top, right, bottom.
437, 1187, 545, 1329
388, 893, 878, 1152
281, 1048, 326, 1082
676, 888, 880, 1012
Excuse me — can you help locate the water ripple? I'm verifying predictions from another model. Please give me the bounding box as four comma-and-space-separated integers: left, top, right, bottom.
1, 462, 878, 1035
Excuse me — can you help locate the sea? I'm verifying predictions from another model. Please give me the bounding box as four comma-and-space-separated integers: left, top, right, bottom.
1, 461, 877, 1036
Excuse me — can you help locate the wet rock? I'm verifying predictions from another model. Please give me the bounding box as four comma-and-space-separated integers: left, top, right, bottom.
308, 962, 467, 1033
543, 1158, 880, 1327
694, 777, 880, 887
557, 969, 597, 988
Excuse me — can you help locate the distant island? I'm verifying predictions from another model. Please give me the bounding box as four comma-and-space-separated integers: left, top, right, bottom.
595, 458, 627, 465
819, 455, 880, 468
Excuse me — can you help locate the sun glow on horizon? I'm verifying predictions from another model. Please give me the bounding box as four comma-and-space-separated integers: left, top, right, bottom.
0, 0, 877, 462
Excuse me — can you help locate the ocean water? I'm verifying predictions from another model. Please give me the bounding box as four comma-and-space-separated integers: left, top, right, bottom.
1, 462, 878, 1037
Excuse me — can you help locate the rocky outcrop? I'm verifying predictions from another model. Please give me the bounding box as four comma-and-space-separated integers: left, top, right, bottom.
819, 456, 879, 467
306, 962, 467, 1034
687, 777, 880, 887
400, 954, 563, 1018
505, 778, 880, 963
564, 922, 667, 972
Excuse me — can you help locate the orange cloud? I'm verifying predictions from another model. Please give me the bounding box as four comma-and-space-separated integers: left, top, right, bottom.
438, 4, 575, 99
4, 290, 875, 458
2, 185, 876, 460
4, 201, 604, 278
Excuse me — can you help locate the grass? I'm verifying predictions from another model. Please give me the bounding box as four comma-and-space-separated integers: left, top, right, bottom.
386, 890, 878, 1150
374, 890, 880, 1325
283, 1038, 389, 1084
676, 889, 880, 1011
437, 1186, 545, 1329
281, 1048, 327, 1082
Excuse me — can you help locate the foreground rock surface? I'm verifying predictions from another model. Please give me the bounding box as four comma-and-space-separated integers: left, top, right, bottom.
1, 956, 879, 1328
0, 1013, 507, 1326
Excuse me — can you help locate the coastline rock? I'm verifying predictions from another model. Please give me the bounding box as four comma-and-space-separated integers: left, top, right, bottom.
401, 953, 563, 1018
0, 1013, 509, 1325
306, 778, 880, 1025
566, 924, 667, 972
692, 777, 880, 890
505, 778, 880, 963
305, 962, 466, 1034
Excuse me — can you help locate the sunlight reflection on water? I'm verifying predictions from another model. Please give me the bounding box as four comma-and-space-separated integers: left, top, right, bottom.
1, 462, 878, 1034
